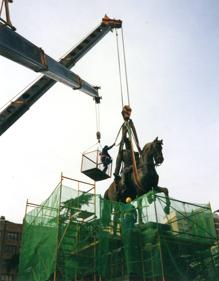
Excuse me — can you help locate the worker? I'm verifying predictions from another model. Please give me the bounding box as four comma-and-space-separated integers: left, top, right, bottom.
122, 197, 137, 229
114, 105, 141, 185
121, 197, 138, 276
100, 143, 115, 173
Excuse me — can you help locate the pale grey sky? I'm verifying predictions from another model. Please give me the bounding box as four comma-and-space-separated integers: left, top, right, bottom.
0, 0, 219, 223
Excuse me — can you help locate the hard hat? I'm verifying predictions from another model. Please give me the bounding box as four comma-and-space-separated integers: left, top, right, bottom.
125, 197, 132, 203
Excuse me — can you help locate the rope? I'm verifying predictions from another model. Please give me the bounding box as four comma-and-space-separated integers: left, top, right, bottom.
121, 27, 130, 106
115, 28, 124, 108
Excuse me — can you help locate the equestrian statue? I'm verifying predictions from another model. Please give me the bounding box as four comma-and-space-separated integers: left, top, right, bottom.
104, 105, 170, 214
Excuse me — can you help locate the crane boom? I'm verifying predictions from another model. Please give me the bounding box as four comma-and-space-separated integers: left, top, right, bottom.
0, 16, 122, 136
0, 22, 99, 97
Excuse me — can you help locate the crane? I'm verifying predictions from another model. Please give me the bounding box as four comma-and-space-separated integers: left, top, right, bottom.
0, 15, 122, 135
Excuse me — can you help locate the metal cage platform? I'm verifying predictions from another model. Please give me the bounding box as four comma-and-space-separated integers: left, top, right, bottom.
81, 149, 112, 181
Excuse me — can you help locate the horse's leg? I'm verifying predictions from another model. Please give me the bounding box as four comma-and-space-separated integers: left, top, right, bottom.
137, 197, 143, 224
155, 186, 170, 214
102, 184, 117, 228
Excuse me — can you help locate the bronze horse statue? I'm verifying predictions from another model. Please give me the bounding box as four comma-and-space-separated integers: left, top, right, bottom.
104, 137, 170, 214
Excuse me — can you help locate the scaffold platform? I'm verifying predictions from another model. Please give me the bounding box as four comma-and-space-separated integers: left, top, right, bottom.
17, 176, 219, 281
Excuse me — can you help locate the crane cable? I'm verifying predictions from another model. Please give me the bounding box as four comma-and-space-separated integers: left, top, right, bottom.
121, 27, 131, 106
115, 28, 124, 108
95, 101, 101, 145
115, 27, 142, 189
83, 100, 101, 154
115, 27, 131, 108
0, 1, 4, 16
91, 28, 127, 149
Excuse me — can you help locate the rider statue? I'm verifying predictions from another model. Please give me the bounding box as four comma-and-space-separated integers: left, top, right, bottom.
114, 105, 141, 192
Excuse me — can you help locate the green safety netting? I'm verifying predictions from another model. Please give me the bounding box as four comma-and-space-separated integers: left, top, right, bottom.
17, 182, 219, 281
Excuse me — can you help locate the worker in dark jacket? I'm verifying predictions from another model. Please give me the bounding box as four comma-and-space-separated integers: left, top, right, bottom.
101, 143, 115, 173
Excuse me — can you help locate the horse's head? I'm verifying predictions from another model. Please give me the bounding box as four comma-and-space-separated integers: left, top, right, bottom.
141, 137, 164, 166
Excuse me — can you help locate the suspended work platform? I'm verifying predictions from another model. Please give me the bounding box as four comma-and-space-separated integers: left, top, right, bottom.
81, 149, 112, 181
17, 177, 219, 281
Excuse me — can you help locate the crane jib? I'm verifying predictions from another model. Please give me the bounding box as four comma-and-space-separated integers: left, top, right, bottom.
0, 16, 122, 136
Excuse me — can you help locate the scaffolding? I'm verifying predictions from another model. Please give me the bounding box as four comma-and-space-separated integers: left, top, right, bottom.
17, 179, 219, 281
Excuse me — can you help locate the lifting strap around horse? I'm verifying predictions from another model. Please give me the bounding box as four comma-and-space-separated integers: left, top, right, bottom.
114, 124, 123, 146
127, 125, 143, 192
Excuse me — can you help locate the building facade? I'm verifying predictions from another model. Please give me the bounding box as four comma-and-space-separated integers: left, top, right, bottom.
0, 216, 22, 281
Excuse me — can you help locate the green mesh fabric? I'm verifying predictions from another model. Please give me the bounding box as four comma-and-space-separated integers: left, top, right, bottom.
17, 183, 219, 281
17, 186, 60, 281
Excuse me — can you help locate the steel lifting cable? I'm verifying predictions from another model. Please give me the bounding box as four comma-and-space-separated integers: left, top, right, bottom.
118, 28, 142, 155
115, 27, 142, 181
0, 0, 13, 28
114, 27, 143, 190
83, 101, 101, 154
115, 28, 124, 108
95, 101, 101, 145
115, 27, 131, 108
0, 1, 4, 16
115, 27, 129, 146
121, 27, 131, 106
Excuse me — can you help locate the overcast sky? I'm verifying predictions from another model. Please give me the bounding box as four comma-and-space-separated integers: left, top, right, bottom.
0, 0, 219, 223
